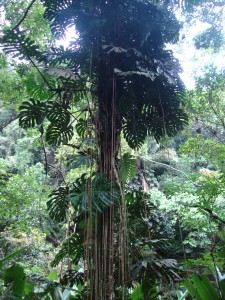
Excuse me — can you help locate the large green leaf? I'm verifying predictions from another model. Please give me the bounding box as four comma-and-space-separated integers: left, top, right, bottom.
51, 234, 84, 267
70, 173, 119, 213
3, 264, 26, 298
123, 117, 147, 149
0, 247, 27, 269
76, 118, 92, 138
191, 274, 221, 300
46, 101, 70, 126
42, 0, 77, 39
25, 76, 54, 100
46, 124, 74, 145
1, 28, 44, 62
183, 274, 222, 300
19, 98, 46, 128
120, 153, 137, 183
47, 186, 70, 222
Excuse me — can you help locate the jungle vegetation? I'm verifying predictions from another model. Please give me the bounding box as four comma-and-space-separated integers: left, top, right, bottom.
1, 0, 225, 299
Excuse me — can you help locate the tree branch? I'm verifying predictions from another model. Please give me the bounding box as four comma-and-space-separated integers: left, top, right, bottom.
191, 206, 225, 225
12, 0, 37, 31
144, 158, 202, 187
0, 115, 18, 132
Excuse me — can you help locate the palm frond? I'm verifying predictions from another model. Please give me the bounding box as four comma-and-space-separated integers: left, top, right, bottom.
131, 257, 179, 281
120, 153, 137, 184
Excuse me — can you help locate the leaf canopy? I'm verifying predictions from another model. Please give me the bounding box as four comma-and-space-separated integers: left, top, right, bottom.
1, 0, 188, 149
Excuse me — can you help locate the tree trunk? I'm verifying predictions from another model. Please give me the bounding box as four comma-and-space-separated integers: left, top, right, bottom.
88, 72, 124, 299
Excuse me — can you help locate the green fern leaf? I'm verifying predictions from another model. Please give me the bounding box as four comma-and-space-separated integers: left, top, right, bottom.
19, 98, 46, 128
47, 186, 70, 222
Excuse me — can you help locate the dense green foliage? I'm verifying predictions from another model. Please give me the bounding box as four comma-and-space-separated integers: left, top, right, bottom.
1, 0, 225, 299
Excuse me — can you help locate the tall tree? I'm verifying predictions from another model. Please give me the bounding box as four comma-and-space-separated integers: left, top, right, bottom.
1, 0, 189, 298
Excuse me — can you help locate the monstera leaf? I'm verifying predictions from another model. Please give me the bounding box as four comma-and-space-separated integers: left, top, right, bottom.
47, 186, 70, 222
45, 101, 73, 145
19, 98, 46, 128
132, 257, 179, 281
51, 233, 84, 267
46, 101, 70, 125
70, 173, 119, 213
47, 173, 119, 222
123, 117, 147, 149
61, 270, 84, 287
0, 28, 44, 62
25, 76, 54, 100
75, 118, 93, 138
46, 123, 74, 145
42, 0, 76, 39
